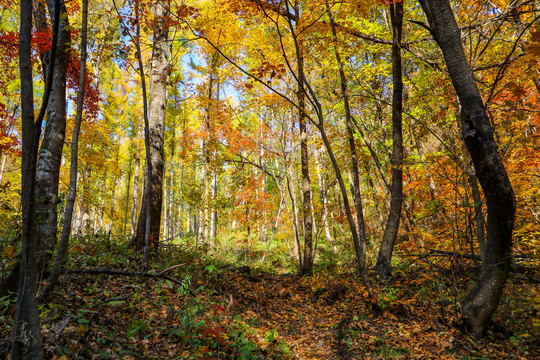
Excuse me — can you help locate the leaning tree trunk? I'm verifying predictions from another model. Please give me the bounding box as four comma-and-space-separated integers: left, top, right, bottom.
375, 1, 404, 279
34, 0, 71, 278
135, 0, 170, 251
418, 0, 516, 337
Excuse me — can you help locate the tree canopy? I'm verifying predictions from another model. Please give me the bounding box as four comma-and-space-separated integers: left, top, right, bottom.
0, 0, 539, 358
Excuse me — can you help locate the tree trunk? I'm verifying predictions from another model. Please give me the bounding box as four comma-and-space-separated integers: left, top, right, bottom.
135, 0, 170, 251
100, 173, 107, 231
298, 35, 314, 276
41, 0, 88, 299
168, 146, 175, 239
328, 6, 372, 291
212, 171, 218, 240
109, 176, 117, 233
285, 158, 301, 263
34, 0, 71, 277
314, 147, 334, 248
131, 130, 141, 235
467, 168, 486, 262
11, 0, 61, 357
375, 1, 404, 279
418, 0, 516, 337
123, 155, 132, 238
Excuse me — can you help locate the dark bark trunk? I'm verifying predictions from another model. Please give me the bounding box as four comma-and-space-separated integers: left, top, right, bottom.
12, 0, 61, 357
375, 1, 404, 279
418, 0, 516, 337
298, 35, 314, 276
34, 0, 71, 278
41, 0, 88, 299
467, 166, 486, 262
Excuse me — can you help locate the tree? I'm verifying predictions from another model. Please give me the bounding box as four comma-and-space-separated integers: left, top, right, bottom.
375, 0, 404, 279
135, 0, 171, 252
34, 0, 71, 277
418, 0, 516, 337
12, 0, 61, 356
296, 4, 314, 277
42, 0, 89, 297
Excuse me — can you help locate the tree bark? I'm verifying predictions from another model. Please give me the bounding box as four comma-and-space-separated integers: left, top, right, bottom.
12, 0, 61, 357
285, 157, 302, 263
123, 155, 132, 238
375, 1, 404, 279
418, 0, 516, 337
297, 29, 314, 276
41, 0, 88, 298
34, 0, 71, 277
466, 164, 486, 263
314, 147, 334, 248
131, 128, 141, 235
135, 0, 170, 252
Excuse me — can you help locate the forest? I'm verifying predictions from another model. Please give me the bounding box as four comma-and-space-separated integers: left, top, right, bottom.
0, 0, 539, 359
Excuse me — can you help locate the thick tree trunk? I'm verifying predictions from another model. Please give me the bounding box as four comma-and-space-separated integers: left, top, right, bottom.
34, 0, 70, 277
41, 0, 88, 298
419, 0, 516, 337
135, 0, 170, 250
375, 1, 404, 279
11, 0, 61, 357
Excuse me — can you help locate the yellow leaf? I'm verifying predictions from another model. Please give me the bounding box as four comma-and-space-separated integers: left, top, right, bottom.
4, 245, 16, 259
69, 244, 86, 254
75, 324, 87, 336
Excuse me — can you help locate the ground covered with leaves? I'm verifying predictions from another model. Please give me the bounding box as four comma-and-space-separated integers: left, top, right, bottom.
1, 237, 538, 359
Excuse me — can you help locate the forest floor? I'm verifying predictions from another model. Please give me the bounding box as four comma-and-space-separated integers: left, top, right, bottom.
0, 238, 539, 359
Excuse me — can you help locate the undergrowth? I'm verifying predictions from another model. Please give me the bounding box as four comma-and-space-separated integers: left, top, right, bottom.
0, 233, 538, 359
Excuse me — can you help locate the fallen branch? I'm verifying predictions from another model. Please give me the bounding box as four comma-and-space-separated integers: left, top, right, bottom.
158, 263, 186, 276
67, 267, 182, 285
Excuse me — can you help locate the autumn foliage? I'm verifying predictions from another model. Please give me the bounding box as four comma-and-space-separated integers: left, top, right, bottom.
0, 0, 539, 358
